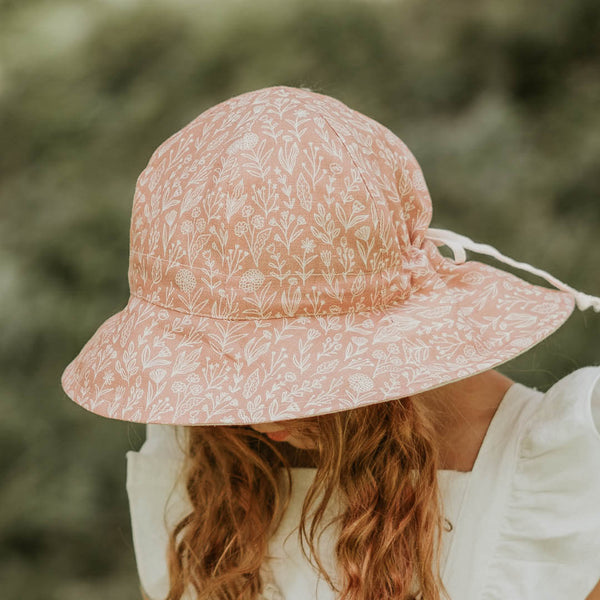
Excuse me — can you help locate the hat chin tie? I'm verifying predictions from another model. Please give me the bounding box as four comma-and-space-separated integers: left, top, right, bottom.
425, 227, 600, 312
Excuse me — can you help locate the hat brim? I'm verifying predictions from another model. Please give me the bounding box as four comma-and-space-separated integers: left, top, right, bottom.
61, 259, 575, 425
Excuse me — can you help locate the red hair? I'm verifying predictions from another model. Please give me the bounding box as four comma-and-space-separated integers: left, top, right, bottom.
165, 395, 452, 600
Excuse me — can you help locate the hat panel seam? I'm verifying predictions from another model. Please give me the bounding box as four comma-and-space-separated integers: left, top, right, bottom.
322, 113, 377, 190
321, 113, 413, 254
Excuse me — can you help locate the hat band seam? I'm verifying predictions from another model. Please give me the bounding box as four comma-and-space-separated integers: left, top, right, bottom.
127, 270, 439, 321
128, 248, 420, 278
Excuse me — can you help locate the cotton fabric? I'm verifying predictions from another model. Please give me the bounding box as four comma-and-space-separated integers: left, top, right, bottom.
61, 85, 580, 427
126, 366, 600, 599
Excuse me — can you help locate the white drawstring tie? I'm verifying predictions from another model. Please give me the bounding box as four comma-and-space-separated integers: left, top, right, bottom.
425, 227, 600, 312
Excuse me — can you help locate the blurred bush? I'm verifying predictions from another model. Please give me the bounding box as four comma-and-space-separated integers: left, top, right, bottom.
0, 0, 598, 598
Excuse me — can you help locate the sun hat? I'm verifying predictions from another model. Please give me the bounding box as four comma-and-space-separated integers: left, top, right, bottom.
60, 85, 600, 425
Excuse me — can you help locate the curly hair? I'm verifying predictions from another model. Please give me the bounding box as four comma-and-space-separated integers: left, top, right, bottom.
164, 394, 452, 600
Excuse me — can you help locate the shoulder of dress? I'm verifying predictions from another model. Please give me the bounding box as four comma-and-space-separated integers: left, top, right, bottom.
519, 365, 600, 456
479, 366, 600, 599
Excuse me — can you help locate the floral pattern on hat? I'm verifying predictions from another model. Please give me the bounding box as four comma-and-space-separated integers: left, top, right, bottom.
61, 86, 575, 425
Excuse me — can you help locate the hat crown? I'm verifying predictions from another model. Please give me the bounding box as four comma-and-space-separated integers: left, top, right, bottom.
129, 85, 435, 319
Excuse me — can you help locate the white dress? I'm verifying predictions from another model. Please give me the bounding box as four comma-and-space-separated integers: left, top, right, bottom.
125, 366, 600, 599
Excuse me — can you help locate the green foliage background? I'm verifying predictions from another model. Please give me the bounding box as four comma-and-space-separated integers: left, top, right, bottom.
1, 0, 599, 598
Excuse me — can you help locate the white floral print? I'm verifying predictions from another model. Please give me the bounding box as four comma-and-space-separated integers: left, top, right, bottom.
61, 86, 575, 425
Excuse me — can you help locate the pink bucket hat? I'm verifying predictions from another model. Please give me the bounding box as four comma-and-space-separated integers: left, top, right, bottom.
61, 85, 600, 425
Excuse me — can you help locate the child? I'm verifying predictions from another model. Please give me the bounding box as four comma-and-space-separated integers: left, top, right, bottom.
61, 86, 600, 600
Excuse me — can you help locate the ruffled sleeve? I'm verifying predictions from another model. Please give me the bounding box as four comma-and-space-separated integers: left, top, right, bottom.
482, 366, 600, 599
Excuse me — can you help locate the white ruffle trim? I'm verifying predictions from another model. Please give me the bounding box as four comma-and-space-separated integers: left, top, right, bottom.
480, 367, 600, 599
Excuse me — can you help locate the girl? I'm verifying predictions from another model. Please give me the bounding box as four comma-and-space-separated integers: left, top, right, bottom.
62, 85, 600, 600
